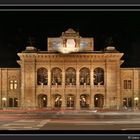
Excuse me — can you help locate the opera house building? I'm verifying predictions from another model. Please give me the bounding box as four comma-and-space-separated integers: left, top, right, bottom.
0, 28, 139, 110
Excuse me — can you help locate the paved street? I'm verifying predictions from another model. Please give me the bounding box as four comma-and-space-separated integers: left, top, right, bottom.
0, 110, 140, 130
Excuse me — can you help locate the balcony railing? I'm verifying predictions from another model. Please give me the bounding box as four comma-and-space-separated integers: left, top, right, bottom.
94, 85, 105, 88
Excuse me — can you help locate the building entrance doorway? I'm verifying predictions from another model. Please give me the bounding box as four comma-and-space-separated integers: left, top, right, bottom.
80, 94, 89, 108
38, 94, 47, 108
123, 97, 132, 108
94, 94, 104, 108
66, 94, 75, 109
54, 94, 62, 108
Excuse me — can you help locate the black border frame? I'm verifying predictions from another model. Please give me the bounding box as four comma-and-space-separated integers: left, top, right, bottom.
0, 4, 139, 140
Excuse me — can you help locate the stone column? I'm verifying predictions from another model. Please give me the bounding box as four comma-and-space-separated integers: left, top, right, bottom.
33, 62, 36, 109
62, 68, 66, 109
116, 62, 121, 110
62, 93, 66, 109
90, 62, 94, 109
21, 61, 25, 109
47, 68, 51, 109
76, 68, 80, 110
48, 68, 51, 87
104, 60, 109, 108
76, 93, 80, 110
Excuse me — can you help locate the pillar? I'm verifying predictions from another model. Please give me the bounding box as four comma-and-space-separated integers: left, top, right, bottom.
47, 68, 51, 109
76, 68, 80, 110
62, 68, 66, 109
90, 63, 94, 109
116, 62, 121, 110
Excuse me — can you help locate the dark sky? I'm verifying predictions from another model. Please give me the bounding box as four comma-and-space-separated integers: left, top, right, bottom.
0, 11, 140, 68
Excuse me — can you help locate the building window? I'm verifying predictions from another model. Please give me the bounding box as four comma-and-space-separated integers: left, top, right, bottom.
37, 67, 48, 85
10, 80, 13, 90
65, 67, 76, 85
128, 80, 132, 89
94, 67, 104, 85
124, 80, 132, 89
80, 68, 90, 85
14, 80, 18, 89
9, 80, 18, 90
51, 68, 62, 85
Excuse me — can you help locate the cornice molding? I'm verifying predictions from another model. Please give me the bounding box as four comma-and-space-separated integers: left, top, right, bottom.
18, 52, 124, 62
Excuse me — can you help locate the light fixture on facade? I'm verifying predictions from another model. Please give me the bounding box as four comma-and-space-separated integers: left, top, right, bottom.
43, 97, 46, 100
134, 97, 139, 101
82, 97, 86, 102
2, 97, 7, 107
134, 97, 139, 107
2, 97, 7, 101
55, 97, 59, 102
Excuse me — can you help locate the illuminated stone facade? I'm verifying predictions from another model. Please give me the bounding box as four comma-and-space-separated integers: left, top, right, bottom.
0, 28, 139, 110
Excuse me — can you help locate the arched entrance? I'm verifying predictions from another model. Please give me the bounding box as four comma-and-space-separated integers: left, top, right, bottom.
38, 94, 47, 108
54, 94, 62, 108
94, 94, 104, 108
66, 94, 75, 109
80, 94, 89, 109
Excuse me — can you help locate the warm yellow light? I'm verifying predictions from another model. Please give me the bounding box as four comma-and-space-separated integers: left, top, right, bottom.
2, 97, 7, 101
134, 97, 139, 101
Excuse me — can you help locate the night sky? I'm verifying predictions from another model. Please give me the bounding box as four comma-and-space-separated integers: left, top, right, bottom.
0, 11, 140, 68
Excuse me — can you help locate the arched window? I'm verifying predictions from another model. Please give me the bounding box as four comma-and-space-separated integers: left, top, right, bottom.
38, 94, 47, 108
80, 68, 90, 85
37, 68, 48, 85
94, 67, 104, 85
94, 94, 104, 108
54, 94, 62, 108
66, 94, 75, 108
80, 94, 89, 108
51, 68, 62, 85
65, 67, 76, 85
